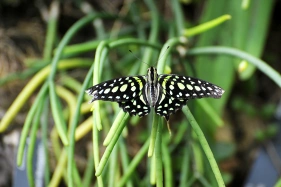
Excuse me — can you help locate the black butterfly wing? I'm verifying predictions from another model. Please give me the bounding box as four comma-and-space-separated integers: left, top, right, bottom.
118, 94, 151, 117
86, 76, 147, 102
86, 75, 150, 117
158, 74, 225, 100
155, 91, 188, 121
155, 74, 225, 121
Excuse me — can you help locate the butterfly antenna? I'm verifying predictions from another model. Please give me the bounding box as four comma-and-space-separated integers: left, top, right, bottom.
129, 50, 150, 67
152, 46, 170, 67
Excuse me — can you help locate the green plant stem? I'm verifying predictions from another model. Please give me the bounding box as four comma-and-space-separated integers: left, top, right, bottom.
17, 82, 48, 166
109, 145, 118, 187
47, 14, 113, 82
68, 63, 94, 187
82, 152, 95, 187
157, 37, 187, 74
179, 143, 191, 187
43, 1, 59, 60
48, 150, 67, 187
60, 75, 83, 94
196, 99, 224, 127
95, 113, 129, 176
55, 85, 76, 125
117, 139, 150, 187
183, 15, 231, 37
162, 140, 172, 187
41, 99, 50, 185
108, 38, 161, 49
182, 106, 225, 187
171, 0, 185, 36
187, 46, 281, 88
139, 0, 160, 74
151, 151, 156, 185
93, 41, 109, 131
103, 111, 128, 146
155, 118, 163, 187
119, 137, 133, 187
93, 113, 104, 187
27, 95, 45, 187
148, 111, 159, 157
0, 59, 91, 132
49, 81, 68, 145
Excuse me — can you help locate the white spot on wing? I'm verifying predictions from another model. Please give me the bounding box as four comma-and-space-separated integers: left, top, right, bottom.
104, 88, 110, 94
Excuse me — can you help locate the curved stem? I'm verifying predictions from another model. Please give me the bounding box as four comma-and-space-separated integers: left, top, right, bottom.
182, 107, 225, 187
187, 46, 281, 88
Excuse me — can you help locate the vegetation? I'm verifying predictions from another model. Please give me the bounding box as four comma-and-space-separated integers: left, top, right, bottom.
0, 0, 280, 186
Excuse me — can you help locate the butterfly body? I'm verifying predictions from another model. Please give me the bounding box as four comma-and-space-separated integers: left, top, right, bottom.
86, 67, 224, 121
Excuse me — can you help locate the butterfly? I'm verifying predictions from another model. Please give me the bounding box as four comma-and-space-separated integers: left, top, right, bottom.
86, 67, 224, 121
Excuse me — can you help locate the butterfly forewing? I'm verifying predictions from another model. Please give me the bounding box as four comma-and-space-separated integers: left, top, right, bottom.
86, 76, 147, 102
158, 74, 224, 100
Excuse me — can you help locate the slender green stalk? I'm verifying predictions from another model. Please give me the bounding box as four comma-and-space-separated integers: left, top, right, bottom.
196, 99, 224, 127
93, 41, 109, 131
47, 14, 114, 82
186, 175, 196, 187
155, 118, 163, 187
93, 114, 104, 187
150, 149, 156, 185
187, 46, 281, 88
49, 81, 68, 145
103, 111, 127, 146
72, 162, 83, 187
179, 143, 191, 187
162, 140, 172, 187
0, 62, 47, 87
95, 113, 129, 176
17, 82, 48, 166
119, 137, 133, 187
109, 146, 118, 187
148, 111, 159, 157
117, 139, 150, 187
55, 85, 77, 125
43, 1, 59, 60
82, 152, 95, 187
49, 150, 67, 187
170, 0, 185, 36
108, 38, 160, 50
182, 106, 225, 187
67, 63, 95, 187
0, 59, 91, 132
60, 75, 83, 94
192, 136, 204, 174
157, 37, 187, 74
139, 0, 160, 74
183, 15, 231, 37
41, 99, 50, 185
27, 96, 45, 187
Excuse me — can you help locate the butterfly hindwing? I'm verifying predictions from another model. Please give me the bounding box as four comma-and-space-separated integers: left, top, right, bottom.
158, 74, 224, 100
118, 93, 150, 117
86, 76, 146, 103
155, 90, 188, 121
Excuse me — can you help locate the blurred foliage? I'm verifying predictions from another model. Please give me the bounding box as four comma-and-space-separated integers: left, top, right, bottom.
0, 0, 280, 187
